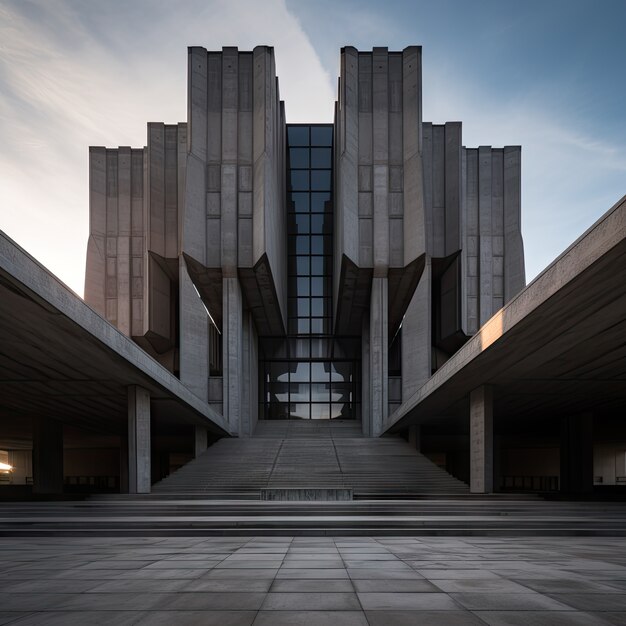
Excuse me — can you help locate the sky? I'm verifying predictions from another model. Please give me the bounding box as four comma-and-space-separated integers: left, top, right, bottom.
1, 0, 625, 296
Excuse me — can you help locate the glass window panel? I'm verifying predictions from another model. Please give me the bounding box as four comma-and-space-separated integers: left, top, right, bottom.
310, 337, 331, 358
289, 383, 310, 402
310, 236, 324, 254
311, 383, 331, 402
310, 277, 324, 297
310, 126, 333, 146
259, 337, 287, 359
310, 214, 325, 233
290, 362, 310, 382
289, 147, 309, 168
311, 170, 331, 191
311, 404, 331, 419
297, 277, 310, 296
311, 298, 324, 317
268, 382, 289, 403
310, 257, 324, 275
295, 236, 309, 254
268, 403, 290, 419
297, 318, 310, 334
297, 298, 309, 316
311, 192, 331, 212
290, 338, 310, 358
311, 362, 330, 382
291, 192, 309, 213
290, 170, 309, 191
269, 362, 290, 383
288, 318, 299, 334
288, 126, 309, 146
331, 403, 350, 419
310, 318, 324, 334
310, 148, 332, 168
296, 256, 310, 274
289, 403, 310, 419
331, 384, 352, 403
330, 362, 351, 382
293, 214, 309, 234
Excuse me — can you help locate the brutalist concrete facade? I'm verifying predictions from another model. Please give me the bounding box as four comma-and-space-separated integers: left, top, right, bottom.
85, 45, 524, 438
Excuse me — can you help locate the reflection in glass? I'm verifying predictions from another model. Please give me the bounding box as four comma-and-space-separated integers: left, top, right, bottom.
311, 170, 331, 190
310, 362, 329, 382
288, 126, 309, 145
290, 403, 310, 419
310, 192, 331, 212
290, 362, 310, 382
310, 126, 333, 146
292, 193, 309, 212
311, 404, 331, 419
289, 147, 309, 168
291, 170, 308, 191
311, 148, 331, 168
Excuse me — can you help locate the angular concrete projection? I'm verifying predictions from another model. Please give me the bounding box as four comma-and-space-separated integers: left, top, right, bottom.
223, 276, 243, 434
128, 385, 151, 494
470, 385, 493, 494
32, 417, 63, 495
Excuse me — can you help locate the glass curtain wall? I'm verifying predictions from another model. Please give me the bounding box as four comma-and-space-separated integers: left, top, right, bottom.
259, 125, 360, 420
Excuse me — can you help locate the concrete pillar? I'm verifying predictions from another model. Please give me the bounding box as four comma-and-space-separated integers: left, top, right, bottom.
370, 276, 388, 437
361, 314, 371, 437
408, 424, 421, 451
32, 417, 63, 495
194, 426, 208, 458
223, 276, 243, 434
128, 385, 151, 494
560, 413, 593, 494
119, 435, 129, 493
470, 385, 494, 494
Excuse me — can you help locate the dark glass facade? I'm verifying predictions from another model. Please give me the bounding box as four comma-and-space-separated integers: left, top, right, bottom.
258, 125, 360, 420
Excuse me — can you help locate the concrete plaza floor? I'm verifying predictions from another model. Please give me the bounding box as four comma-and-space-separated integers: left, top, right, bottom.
1, 536, 626, 625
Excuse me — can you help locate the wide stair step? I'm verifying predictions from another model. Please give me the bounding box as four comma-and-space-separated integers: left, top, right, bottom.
152, 421, 468, 498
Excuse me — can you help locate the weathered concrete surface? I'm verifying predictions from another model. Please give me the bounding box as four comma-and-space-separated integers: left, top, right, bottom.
384, 194, 626, 433
469, 385, 493, 494
127, 385, 151, 494
0, 230, 228, 436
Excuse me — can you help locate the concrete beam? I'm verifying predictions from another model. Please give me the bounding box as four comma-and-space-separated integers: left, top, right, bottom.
470, 385, 493, 494
128, 385, 151, 494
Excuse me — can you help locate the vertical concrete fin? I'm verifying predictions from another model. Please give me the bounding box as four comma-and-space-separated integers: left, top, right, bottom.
478, 146, 493, 327
403, 47, 425, 264
503, 146, 525, 301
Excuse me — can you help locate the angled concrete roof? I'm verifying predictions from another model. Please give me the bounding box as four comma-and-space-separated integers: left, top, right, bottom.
0, 231, 229, 437
385, 195, 626, 432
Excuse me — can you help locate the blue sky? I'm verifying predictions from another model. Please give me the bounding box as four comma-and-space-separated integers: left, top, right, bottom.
1, 0, 625, 295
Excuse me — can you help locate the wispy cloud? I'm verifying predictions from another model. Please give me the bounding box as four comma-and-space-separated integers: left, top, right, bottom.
0, 0, 334, 295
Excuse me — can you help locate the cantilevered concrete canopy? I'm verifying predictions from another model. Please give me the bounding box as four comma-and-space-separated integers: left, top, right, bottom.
0, 231, 229, 439
385, 195, 626, 432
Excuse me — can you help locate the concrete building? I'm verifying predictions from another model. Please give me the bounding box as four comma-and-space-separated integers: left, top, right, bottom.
85, 45, 525, 439
1, 44, 624, 500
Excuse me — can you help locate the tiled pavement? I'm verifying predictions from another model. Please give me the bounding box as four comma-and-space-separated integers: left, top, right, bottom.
0, 537, 626, 624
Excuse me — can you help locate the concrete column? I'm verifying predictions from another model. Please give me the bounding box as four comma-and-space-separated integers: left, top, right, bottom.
223, 276, 243, 434
470, 385, 493, 494
32, 417, 63, 495
408, 424, 421, 451
119, 434, 129, 493
370, 276, 388, 437
194, 426, 208, 458
560, 413, 593, 494
361, 314, 371, 437
128, 385, 151, 494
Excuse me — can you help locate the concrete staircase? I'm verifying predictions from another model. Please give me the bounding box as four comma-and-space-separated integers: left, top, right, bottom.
152, 420, 468, 498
